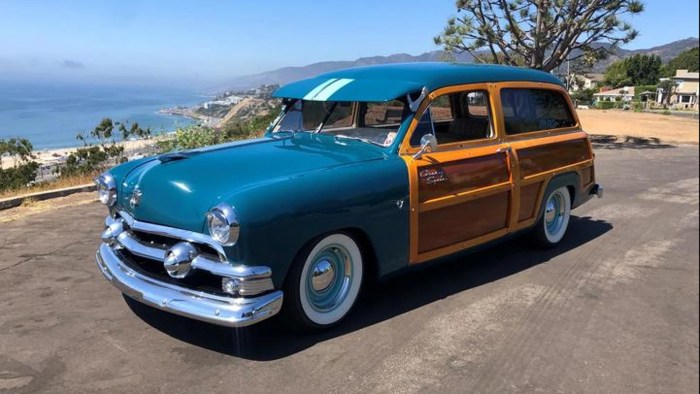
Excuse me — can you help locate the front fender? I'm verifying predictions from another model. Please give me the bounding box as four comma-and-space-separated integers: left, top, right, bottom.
226, 157, 410, 288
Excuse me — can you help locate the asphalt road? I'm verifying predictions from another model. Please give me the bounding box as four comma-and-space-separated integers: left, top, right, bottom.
1, 141, 698, 394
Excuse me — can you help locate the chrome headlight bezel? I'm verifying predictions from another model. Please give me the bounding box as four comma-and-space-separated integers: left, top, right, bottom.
206, 203, 240, 246
95, 173, 117, 207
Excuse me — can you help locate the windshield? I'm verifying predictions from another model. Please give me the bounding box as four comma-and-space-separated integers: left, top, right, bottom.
272, 99, 410, 147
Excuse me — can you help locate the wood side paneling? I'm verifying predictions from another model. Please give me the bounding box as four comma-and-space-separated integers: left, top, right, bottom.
517, 139, 590, 178
418, 153, 509, 203
518, 181, 542, 221
418, 192, 509, 253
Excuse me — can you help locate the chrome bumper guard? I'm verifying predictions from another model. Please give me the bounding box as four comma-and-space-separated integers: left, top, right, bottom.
96, 243, 283, 327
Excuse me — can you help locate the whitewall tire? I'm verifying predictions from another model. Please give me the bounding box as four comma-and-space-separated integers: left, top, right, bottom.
283, 233, 363, 330
532, 186, 571, 248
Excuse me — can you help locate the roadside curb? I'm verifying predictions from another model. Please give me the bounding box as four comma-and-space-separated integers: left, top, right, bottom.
0, 184, 96, 211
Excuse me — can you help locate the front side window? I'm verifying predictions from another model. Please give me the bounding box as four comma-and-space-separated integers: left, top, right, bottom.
410, 90, 493, 146
501, 88, 575, 135
272, 99, 410, 147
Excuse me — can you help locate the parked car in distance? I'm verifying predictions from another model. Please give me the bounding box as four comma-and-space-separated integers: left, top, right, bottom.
95, 63, 602, 331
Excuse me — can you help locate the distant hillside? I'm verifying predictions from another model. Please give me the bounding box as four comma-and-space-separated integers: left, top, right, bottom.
590, 37, 700, 72
221, 37, 698, 90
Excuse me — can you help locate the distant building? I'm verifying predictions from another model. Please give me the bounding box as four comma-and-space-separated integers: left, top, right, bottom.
568, 73, 605, 92
656, 69, 699, 109
593, 86, 635, 103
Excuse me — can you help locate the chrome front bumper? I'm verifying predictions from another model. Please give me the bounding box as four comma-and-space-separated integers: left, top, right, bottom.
96, 243, 283, 327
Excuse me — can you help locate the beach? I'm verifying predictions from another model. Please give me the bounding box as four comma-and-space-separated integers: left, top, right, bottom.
1, 138, 157, 170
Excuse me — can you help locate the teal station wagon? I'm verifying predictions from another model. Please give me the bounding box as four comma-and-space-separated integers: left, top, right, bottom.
95, 63, 602, 331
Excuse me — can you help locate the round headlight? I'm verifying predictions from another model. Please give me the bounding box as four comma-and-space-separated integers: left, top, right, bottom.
206, 203, 240, 246
95, 173, 117, 207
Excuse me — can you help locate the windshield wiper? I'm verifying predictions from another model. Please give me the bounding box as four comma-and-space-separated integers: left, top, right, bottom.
271, 129, 300, 138
334, 134, 382, 146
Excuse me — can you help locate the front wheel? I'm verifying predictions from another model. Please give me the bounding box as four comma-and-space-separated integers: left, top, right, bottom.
531, 186, 571, 248
282, 233, 363, 331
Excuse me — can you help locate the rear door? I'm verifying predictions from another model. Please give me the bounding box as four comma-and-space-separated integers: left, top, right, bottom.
494, 83, 595, 230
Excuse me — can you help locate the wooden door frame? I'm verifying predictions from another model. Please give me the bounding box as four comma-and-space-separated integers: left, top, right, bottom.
399, 83, 516, 264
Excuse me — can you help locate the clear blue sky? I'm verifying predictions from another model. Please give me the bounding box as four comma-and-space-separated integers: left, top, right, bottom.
0, 0, 697, 87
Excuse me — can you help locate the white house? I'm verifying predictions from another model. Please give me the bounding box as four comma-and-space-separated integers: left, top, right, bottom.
656, 69, 699, 109
593, 86, 635, 103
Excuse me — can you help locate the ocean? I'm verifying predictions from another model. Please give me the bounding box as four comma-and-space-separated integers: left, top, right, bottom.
0, 81, 204, 150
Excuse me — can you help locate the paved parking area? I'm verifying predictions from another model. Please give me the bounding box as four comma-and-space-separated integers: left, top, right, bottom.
0, 143, 698, 393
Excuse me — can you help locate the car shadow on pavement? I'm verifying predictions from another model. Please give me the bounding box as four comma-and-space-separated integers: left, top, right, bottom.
124, 215, 612, 361
590, 134, 675, 150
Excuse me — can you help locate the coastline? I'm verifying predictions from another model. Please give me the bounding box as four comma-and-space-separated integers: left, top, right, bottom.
1, 138, 159, 170
158, 107, 222, 127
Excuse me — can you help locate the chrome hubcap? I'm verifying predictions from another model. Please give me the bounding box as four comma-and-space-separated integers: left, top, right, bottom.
545, 191, 565, 236
305, 245, 352, 312
311, 259, 335, 291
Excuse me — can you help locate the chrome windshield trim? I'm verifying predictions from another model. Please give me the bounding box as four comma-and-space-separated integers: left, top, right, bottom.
118, 210, 227, 259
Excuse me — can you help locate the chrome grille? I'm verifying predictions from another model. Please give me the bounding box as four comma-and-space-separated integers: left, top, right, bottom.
103, 212, 274, 296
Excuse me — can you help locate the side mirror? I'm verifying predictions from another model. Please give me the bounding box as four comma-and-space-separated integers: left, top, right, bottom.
413, 134, 437, 160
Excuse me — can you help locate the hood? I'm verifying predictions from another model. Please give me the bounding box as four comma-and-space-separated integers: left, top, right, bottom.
116, 133, 386, 232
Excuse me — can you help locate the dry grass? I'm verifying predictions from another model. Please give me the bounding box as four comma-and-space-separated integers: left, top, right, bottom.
0, 173, 96, 200
578, 109, 699, 144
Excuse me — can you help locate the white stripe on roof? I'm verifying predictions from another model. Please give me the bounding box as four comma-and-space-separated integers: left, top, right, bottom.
312, 78, 354, 101
303, 78, 338, 100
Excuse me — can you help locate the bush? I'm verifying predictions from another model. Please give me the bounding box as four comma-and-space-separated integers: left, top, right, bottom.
596, 101, 616, 110
631, 101, 643, 112
157, 112, 279, 153
59, 118, 150, 177
570, 88, 597, 105
155, 125, 224, 152
662, 110, 672, 116
0, 138, 40, 193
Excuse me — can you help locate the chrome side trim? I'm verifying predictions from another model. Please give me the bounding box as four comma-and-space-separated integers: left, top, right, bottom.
96, 243, 283, 328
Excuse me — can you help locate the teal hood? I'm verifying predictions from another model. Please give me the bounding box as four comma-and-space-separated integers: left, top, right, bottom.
115, 134, 387, 232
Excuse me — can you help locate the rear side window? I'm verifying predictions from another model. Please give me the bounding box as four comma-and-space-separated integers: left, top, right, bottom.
500, 89, 575, 135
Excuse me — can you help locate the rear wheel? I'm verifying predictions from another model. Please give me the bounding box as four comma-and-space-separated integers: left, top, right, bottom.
532, 186, 571, 248
282, 233, 363, 331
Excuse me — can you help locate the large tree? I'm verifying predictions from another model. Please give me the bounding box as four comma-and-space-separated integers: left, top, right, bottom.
435, 0, 644, 72
604, 54, 662, 87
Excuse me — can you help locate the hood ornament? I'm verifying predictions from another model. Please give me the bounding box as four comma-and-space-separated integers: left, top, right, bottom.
129, 188, 142, 208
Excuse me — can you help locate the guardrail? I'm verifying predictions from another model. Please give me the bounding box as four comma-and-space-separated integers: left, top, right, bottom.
0, 184, 96, 211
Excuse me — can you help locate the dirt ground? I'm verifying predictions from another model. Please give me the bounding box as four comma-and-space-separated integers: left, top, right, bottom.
578, 109, 699, 144
0, 192, 96, 223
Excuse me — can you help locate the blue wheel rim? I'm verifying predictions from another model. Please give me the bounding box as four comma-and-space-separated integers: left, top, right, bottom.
305, 244, 352, 312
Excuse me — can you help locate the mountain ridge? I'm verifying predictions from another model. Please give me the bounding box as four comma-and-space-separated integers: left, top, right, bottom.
221, 37, 699, 90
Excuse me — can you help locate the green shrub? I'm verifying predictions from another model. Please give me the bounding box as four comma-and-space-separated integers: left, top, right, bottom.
155, 125, 223, 152
59, 118, 150, 177
596, 101, 616, 110
662, 110, 672, 116
157, 112, 279, 153
0, 138, 40, 193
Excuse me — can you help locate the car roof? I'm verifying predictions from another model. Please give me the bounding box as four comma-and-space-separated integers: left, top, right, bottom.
273, 62, 563, 102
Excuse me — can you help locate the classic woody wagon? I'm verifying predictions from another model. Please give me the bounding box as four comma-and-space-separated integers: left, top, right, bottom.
95, 63, 602, 331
